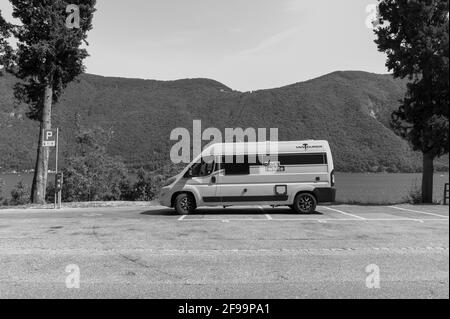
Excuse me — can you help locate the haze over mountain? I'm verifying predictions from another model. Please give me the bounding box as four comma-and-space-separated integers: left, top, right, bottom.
0, 70, 448, 173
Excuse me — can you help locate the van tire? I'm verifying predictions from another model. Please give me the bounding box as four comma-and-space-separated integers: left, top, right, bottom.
293, 193, 317, 214
174, 193, 196, 215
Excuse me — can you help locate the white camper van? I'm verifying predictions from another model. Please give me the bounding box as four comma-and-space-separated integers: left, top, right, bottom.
159, 140, 336, 215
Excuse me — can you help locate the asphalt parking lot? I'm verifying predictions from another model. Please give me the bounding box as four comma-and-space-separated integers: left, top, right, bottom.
0, 204, 448, 299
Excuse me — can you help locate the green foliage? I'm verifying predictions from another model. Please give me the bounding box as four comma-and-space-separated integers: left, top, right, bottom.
131, 168, 165, 201
2, 0, 96, 120
9, 181, 30, 206
62, 154, 130, 202
0, 10, 13, 71
403, 179, 423, 205
0, 71, 449, 173
40, 125, 172, 203
0, 178, 4, 202
375, 0, 449, 158
61, 127, 130, 202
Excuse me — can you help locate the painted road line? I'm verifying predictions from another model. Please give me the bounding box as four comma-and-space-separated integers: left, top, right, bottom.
256, 205, 273, 221
389, 206, 449, 219
183, 218, 268, 222
178, 215, 187, 221
321, 206, 367, 220
179, 218, 449, 222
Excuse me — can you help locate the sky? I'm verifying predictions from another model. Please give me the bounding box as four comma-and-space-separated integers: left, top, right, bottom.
0, 0, 389, 92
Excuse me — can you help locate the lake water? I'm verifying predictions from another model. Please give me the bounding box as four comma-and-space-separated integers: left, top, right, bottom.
0, 172, 448, 204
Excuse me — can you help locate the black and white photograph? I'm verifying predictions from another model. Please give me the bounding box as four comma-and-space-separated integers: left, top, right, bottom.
0, 0, 448, 306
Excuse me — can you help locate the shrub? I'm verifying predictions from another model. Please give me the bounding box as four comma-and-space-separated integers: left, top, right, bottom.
131, 168, 165, 201
62, 152, 130, 202
58, 126, 131, 202
404, 179, 422, 204
9, 181, 31, 206
0, 178, 4, 203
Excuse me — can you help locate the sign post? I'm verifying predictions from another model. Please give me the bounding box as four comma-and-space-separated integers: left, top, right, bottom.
44, 128, 61, 209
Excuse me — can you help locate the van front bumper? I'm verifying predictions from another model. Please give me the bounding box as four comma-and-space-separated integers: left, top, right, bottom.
159, 187, 172, 207
314, 187, 337, 203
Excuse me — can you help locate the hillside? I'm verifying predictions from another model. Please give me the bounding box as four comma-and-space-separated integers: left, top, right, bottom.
0, 70, 448, 173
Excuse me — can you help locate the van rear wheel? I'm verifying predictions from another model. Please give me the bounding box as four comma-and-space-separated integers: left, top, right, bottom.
175, 193, 196, 215
293, 193, 317, 214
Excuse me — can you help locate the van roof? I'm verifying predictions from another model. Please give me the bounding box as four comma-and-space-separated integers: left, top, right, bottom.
200, 140, 331, 157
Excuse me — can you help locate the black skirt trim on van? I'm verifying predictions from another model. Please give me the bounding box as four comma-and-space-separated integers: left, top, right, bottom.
203, 195, 289, 203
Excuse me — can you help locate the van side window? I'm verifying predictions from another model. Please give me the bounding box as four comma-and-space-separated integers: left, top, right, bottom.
201, 160, 215, 176
278, 153, 328, 165
188, 157, 215, 177
222, 155, 251, 176
219, 153, 328, 176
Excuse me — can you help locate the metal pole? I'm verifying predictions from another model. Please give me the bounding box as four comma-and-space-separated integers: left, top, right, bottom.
56, 128, 59, 209
58, 185, 62, 209
54, 128, 58, 209
58, 173, 62, 209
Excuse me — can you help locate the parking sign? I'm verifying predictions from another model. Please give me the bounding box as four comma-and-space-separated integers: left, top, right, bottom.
43, 129, 57, 147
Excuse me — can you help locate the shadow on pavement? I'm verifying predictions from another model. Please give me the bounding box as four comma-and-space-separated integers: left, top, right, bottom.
140, 209, 178, 216
141, 207, 324, 216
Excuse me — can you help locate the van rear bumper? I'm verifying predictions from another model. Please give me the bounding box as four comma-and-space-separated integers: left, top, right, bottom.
314, 187, 337, 203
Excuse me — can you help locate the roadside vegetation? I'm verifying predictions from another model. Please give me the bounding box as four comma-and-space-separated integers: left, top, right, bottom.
0, 126, 173, 207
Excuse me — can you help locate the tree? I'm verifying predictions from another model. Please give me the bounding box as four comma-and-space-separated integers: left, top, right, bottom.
61, 127, 130, 202
0, 11, 13, 72
374, 0, 449, 203
0, 1, 96, 204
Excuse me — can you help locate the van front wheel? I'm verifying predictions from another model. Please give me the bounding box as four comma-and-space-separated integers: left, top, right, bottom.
293, 193, 317, 214
175, 193, 196, 215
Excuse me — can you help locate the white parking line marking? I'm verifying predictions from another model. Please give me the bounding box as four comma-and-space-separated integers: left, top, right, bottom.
178, 215, 187, 221
321, 206, 367, 220
180, 218, 448, 222
389, 206, 449, 219
256, 205, 273, 221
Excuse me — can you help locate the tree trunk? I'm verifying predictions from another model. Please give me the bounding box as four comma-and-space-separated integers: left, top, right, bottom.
421, 152, 434, 204
31, 84, 53, 204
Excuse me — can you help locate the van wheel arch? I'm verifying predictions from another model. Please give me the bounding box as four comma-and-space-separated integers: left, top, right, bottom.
171, 192, 197, 208
293, 191, 318, 205
292, 191, 318, 214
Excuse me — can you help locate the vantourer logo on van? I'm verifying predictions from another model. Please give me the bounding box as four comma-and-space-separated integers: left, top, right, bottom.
297, 143, 324, 151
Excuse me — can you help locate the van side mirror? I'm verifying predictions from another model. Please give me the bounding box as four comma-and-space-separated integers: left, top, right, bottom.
211, 176, 217, 184
185, 168, 193, 178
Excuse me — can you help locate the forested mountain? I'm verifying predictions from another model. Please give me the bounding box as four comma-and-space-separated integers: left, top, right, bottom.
0, 70, 448, 173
